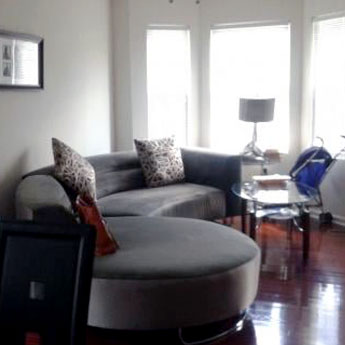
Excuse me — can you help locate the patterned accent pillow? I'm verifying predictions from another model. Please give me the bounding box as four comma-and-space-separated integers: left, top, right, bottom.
52, 138, 97, 200
134, 137, 185, 187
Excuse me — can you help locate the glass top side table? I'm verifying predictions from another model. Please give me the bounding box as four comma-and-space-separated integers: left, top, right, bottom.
232, 181, 318, 261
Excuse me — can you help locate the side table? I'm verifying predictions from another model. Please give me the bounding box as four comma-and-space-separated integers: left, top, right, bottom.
232, 181, 317, 262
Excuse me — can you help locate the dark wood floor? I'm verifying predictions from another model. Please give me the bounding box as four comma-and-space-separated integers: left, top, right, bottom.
87, 218, 345, 345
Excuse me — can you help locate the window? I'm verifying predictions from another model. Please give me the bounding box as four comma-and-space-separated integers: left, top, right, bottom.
312, 16, 345, 155
210, 24, 290, 154
147, 28, 191, 146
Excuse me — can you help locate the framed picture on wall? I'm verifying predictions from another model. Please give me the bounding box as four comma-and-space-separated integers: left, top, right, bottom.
0, 30, 43, 89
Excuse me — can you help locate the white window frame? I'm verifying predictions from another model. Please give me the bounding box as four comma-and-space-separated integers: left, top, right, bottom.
209, 21, 291, 154
146, 25, 192, 146
311, 13, 345, 155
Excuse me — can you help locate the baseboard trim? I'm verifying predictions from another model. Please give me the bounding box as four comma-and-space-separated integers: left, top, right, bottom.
310, 210, 345, 229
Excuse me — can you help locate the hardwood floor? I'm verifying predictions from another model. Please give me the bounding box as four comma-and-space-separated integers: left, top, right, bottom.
87, 218, 345, 345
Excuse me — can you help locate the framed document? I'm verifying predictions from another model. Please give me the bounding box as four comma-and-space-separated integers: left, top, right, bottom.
0, 30, 43, 89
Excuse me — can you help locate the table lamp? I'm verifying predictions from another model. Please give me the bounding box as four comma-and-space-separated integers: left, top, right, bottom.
239, 98, 275, 157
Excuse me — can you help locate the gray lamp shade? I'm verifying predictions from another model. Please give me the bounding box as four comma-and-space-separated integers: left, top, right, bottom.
239, 98, 275, 123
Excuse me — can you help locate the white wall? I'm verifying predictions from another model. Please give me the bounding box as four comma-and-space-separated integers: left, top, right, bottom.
112, 0, 133, 150
199, 0, 304, 174
112, 0, 200, 150
0, 0, 113, 215
303, 0, 345, 224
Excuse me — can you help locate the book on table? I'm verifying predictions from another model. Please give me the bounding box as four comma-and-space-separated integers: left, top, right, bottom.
252, 174, 291, 187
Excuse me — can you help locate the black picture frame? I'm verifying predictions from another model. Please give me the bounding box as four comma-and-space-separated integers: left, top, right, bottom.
0, 220, 95, 345
0, 30, 44, 89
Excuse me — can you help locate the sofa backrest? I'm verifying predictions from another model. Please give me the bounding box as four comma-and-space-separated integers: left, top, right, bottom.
25, 151, 146, 199
88, 151, 145, 198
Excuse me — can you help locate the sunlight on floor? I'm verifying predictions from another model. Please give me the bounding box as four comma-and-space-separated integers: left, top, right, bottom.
252, 302, 283, 345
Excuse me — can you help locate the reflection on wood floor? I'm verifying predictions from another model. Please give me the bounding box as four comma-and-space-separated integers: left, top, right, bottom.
87, 218, 345, 345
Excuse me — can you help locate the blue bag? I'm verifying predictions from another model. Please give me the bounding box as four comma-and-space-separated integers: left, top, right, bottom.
289, 146, 333, 190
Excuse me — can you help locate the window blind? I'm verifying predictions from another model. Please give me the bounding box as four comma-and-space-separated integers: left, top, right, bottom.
146, 29, 191, 146
210, 24, 290, 154
312, 16, 345, 155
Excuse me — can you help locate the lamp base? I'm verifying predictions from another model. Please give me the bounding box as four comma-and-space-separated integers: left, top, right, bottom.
241, 141, 264, 158
241, 122, 264, 158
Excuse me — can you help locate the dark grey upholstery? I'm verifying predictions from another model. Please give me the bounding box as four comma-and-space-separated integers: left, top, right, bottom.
98, 183, 225, 219
94, 217, 259, 280
17, 152, 256, 332
15, 175, 74, 221
182, 148, 241, 216
89, 217, 261, 330
88, 152, 146, 198
19, 148, 241, 220
24, 151, 146, 200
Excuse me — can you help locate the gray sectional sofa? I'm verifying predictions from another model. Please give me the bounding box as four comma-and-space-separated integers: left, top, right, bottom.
14, 147, 261, 334
16, 148, 241, 222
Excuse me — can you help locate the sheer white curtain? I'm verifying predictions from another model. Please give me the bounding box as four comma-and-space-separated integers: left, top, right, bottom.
312, 16, 345, 155
147, 28, 191, 146
210, 24, 290, 154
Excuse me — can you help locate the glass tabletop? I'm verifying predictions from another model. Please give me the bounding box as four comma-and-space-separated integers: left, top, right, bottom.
232, 181, 318, 206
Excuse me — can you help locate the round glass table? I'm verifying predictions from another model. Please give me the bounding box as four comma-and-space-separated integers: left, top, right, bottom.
232, 181, 318, 261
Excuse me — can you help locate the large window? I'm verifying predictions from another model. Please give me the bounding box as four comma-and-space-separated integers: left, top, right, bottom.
147, 28, 191, 146
210, 24, 290, 154
312, 16, 345, 155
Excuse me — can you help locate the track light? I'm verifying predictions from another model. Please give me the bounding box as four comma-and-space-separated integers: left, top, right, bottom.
168, 0, 200, 4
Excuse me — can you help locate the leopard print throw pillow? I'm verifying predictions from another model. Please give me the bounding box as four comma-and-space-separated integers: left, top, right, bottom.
134, 137, 185, 187
52, 138, 97, 200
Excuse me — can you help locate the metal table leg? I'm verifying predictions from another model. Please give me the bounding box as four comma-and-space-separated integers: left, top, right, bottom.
249, 202, 257, 241
241, 199, 247, 234
301, 210, 310, 262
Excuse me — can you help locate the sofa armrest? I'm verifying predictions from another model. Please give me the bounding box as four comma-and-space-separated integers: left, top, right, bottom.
15, 175, 75, 222
181, 148, 241, 217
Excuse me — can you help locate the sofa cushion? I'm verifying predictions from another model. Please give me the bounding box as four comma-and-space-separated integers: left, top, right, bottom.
134, 137, 185, 188
89, 217, 260, 330
52, 138, 97, 199
97, 183, 225, 220
93, 217, 259, 280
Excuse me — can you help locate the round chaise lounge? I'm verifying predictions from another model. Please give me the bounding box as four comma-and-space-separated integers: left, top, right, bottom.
89, 216, 260, 330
